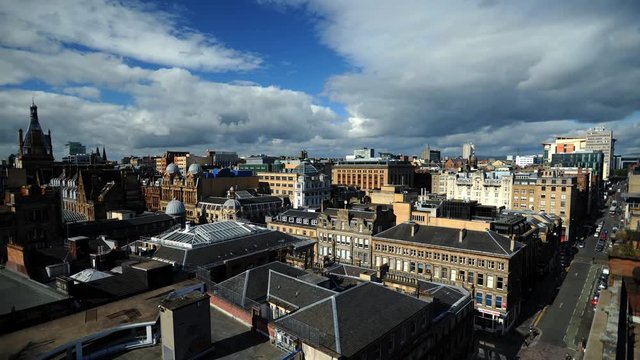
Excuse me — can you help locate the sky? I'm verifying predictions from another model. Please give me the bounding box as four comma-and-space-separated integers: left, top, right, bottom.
1, 0, 640, 162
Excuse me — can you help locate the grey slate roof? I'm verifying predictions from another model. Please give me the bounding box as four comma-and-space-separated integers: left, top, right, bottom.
215, 262, 308, 306
152, 230, 304, 268
275, 282, 428, 357
277, 209, 321, 221
375, 222, 523, 257
267, 271, 336, 311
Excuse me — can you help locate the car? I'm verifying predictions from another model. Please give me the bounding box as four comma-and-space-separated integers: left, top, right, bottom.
577, 238, 585, 248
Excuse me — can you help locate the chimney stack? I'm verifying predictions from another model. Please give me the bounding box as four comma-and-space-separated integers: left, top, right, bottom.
411, 222, 418, 237
459, 228, 466, 243
510, 234, 516, 251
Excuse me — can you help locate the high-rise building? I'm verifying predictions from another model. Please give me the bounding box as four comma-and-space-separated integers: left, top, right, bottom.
585, 127, 614, 180
420, 145, 441, 164
64, 142, 86, 156
462, 143, 475, 160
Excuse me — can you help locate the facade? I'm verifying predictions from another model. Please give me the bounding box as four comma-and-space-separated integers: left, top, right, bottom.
64, 142, 86, 156
434, 171, 513, 208
257, 171, 297, 198
16, 102, 54, 186
331, 160, 415, 191
3, 186, 63, 276
197, 189, 284, 224
373, 222, 524, 333
159, 164, 259, 223
292, 162, 331, 208
511, 170, 579, 242
551, 151, 604, 179
585, 127, 614, 180
266, 209, 320, 240
206, 150, 239, 168
316, 205, 396, 267
49, 167, 144, 221
173, 154, 209, 174
462, 143, 475, 160
542, 136, 587, 163
154, 151, 189, 174
515, 155, 540, 167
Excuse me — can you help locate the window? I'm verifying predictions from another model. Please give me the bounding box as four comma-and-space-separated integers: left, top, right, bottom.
477, 273, 484, 286
467, 272, 474, 284
478, 259, 485, 268
468, 258, 476, 266
476, 292, 483, 304
486, 294, 493, 307
498, 263, 505, 271
496, 296, 503, 308
458, 270, 465, 281
497, 277, 504, 290
488, 261, 495, 269
487, 276, 494, 288
441, 268, 448, 279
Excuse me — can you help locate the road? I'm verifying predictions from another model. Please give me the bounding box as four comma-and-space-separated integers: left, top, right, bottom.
536, 180, 625, 352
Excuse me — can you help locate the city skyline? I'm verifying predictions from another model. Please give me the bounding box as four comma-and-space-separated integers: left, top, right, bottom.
1, 0, 640, 161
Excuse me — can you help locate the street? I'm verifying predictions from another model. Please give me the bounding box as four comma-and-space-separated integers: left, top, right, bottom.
476, 179, 627, 359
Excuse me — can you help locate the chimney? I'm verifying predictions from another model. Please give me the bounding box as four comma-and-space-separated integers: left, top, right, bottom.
411, 222, 418, 237
459, 228, 466, 243
185, 221, 191, 231
510, 234, 516, 251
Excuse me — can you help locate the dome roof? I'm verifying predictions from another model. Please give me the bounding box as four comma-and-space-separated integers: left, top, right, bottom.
165, 199, 186, 216
223, 198, 241, 210
294, 162, 318, 175
166, 163, 180, 175
188, 163, 203, 175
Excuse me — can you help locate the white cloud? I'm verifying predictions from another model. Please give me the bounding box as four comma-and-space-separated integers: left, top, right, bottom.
0, 0, 261, 71
62, 86, 101, 100
266, 0, 640, 154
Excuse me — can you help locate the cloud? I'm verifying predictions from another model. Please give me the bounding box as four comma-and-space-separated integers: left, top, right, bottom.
62, 86, 101, 100
265, 0, 640, 154
0, 0, 261, 71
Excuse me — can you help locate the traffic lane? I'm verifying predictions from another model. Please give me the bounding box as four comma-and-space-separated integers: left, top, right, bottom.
538, 261, 591, 346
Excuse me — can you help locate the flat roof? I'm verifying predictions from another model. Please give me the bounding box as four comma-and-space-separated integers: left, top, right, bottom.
0, 279, 202, 359
0, 269, 67, 315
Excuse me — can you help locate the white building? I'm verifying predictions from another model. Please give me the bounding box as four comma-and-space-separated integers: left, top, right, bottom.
436, 171, 513, 208
515, 155, 538, 167
462, 143, 475, 159
585, 127, 614, 180
293, 162, 331, 209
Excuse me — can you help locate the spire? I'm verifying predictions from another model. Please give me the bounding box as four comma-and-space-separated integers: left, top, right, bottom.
30, 99, 39, 125
95, 146, 100, 155
102, 146, 107, 161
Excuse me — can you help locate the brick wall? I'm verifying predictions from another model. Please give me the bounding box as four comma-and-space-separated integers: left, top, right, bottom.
209, 293, 252, 326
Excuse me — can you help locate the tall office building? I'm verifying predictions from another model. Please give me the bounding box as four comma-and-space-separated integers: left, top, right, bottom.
585, 127, 614, 180
462, 143, 475, 160
64, 142, 86, 156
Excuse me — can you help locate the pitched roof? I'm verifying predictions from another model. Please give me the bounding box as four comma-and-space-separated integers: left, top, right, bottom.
275, 282, 428, 357
214, 262, 308, 307
267, 271, 336, 311
374, 222, 523, 257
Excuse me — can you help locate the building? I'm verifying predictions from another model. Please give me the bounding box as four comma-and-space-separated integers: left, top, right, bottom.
316, 205, 396, 268
159, 291, 212, 360
64, 142, 86, 156
586, 127, 614, 180
173, 154, 209, 174
155, 151, 190, 174
266, 209, 320, 240
49, 167, 144, 222
419, 145, 441, 165
368, 184, 419, 206
515, 155, 540, 167
148, 221, 313, 280
462, 143, 475, 160
274, 280, 474, 359
551, 151, 604, 179
372, 222, 525, 333
511, 170, 579, 242
206, 150, 239, 168
239, 155, 282, 175
3, 186, 63, 277
197, 188, 285, 224
331, 159, 415, 191
542, 136, 587, 163
16, 102, 54, 186
432, 171, 513, 208
160, 164, 259, 223
257, 171, 297, 198
292, 162, 331, 208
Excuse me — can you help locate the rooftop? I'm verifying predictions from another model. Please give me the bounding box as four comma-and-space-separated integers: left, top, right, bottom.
151, 221, 264, 249
375, 222, 524, 257
0, 269, 67, 316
